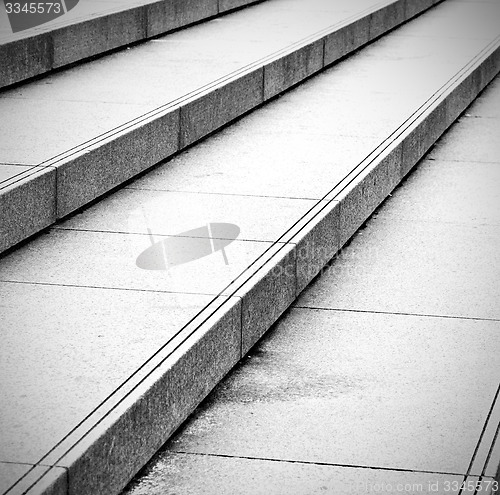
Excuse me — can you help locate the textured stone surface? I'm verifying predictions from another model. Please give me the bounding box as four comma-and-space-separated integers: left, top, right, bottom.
327, 142, 402, 247
430, 116, 500, 164
56, 107, 180, 217
0, 166, 56, 253
180, 69, 263, 147
281, 200, 341, 295
166, 308, 500, 475
146, 0, 218, 38
225, 243, 296, 355
0, 228, 273, 296
58, 188, 317, 243
400, 100, 448, 178
53, 297, 241, 495
52, 5, 146, 68
218, 0, 260, 13
263, 40, 323, 100
369, 0, 405, 40
324, 16, 370, 66
0, 33, 52, 87
123, 452, 465, 495
403, 0, 434, 20
445, 68, 480, 126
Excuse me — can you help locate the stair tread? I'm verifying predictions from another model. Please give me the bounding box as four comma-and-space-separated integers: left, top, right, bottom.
0, 0, 262, 88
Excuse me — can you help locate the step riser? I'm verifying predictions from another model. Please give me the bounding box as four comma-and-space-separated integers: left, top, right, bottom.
0, 0, 441, 256
21, 32, 500, 495
0, 0, 262, 89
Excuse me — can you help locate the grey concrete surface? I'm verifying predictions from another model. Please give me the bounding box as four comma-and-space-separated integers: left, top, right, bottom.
467, 77, 500, 117
57, 189, 317, 242
0, 98, 157, 165
159, 309, 500, 474
180, 69, 263, 147
0, 167, 56, 253
296, 219, 500, 320
56, 107, 180, 217
124, 452, 465, 495
52, 297, 241, 495
0, 229, 274, 295
1, 0, 452, 250
0, 0, 244, 87
146, 0, 218, 38
51, 5, 146, 69
327, 144, 402, 247
0, 282, 227, 464
400, 100, 448, 178
3, 2, 500, 493
230, 243, 296, 355
219, 0, 259, 12
0, 281, 241, 495
0, 164, 34, 182
1, 464, 67, 495
0, 463, 33, 494
263, 39, 323, 100
324, 16, 370, 65
429, 116, 500, 164
129, 119, 380, 199
286, 200, 341, 294
373, 159, 500, 226
121, 72, 500, 495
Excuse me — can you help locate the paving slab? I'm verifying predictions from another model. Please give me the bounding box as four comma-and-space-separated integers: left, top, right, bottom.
295, 219, 500, 320
57, 189, 317, 243
0, 463, 34, 494
429, 116, 500, 164
123, 452, 466, 495
0, 282, 226, 464
373, 158, 500, 226
467, 77, 500, 117
0, 228, 277, 296
129, 117, 381, 200
0, 281, 240, 494
0, 464, 67, 495
0, 98, 157, 165
393, 0, 500, 41
163, 308, 500, 475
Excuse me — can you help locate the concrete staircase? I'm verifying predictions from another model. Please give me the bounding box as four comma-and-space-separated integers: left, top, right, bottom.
0, 0, 499, 494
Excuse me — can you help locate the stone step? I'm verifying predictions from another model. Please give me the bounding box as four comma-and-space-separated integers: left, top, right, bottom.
0, 0, 441, 254
0, 0, 263, 89
0, 1, 499, 494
